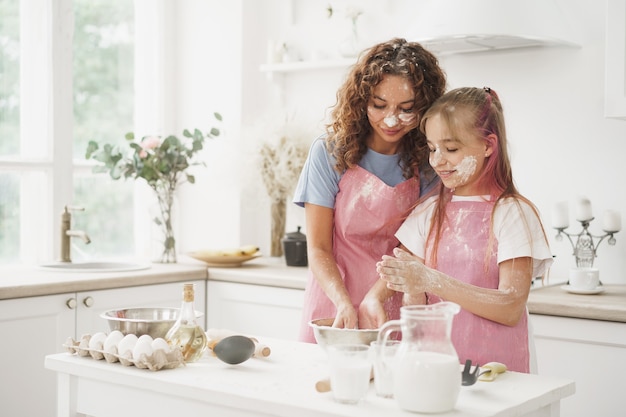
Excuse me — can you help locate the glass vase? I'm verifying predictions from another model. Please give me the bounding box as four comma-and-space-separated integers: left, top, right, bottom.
270, 198, 286, 257
151, 184, 178, 263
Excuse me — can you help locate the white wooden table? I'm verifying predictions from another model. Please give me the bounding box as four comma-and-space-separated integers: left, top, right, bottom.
45, 338, 574, 417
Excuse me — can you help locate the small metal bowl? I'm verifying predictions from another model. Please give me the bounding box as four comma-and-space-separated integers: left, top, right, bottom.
101, 307, 203, 339
309, 318, 379, 350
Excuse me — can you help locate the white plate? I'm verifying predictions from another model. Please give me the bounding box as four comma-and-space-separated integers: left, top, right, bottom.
560, 285, 605, 295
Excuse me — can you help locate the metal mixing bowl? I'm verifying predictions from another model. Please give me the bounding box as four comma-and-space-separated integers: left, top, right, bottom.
309, 318, 379, 350
101, 307, 203, 339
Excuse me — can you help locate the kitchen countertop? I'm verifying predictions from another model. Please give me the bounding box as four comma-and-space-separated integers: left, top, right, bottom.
210, 259, 626, 324
45, 337, 575, 417
3, 256, 625, 325
0, 258, 208, 300
527, 283, 626, 323
207, 256, 308, 289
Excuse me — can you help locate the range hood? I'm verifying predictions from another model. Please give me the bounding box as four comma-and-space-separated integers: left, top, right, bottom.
408, 0, 580, 55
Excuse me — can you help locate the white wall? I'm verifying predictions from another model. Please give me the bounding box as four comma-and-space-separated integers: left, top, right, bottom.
170, 0, 244, 252
426, 1, 626, 284
175, 0, 625, 284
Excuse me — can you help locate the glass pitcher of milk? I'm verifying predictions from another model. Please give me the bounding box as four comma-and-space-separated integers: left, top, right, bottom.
378, 302, 461, 413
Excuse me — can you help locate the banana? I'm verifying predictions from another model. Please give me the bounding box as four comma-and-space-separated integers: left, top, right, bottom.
239, 245, 260, 256
478, 362, 507, 382
220, 248, 244, 256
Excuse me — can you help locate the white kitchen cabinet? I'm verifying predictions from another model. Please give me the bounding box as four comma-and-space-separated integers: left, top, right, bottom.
605, 0, 626, 119
207, 280, 304, 340
0, 293, 74, 417
531, 314, 626, 417
0, 280, 206, 417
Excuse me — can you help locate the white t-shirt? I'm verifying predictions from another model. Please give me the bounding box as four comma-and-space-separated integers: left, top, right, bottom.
395, 195, 553, 278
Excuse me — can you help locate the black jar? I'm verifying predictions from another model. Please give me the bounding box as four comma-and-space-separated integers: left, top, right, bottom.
282, 226, 308, 267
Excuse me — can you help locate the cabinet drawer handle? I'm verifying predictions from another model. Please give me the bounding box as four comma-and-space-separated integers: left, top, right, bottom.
66, 298, 77, 309
83, 296, 94, 308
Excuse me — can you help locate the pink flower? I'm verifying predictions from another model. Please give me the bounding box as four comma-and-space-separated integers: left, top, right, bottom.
139, 136, 161, 158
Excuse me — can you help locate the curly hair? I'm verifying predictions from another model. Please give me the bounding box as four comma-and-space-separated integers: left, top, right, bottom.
326, 38, 447, 178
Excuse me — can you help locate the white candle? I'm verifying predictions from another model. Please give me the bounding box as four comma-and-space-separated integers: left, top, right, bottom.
575, 197, 593, 222
602, 210, 622, 232
551, 201, 570, 229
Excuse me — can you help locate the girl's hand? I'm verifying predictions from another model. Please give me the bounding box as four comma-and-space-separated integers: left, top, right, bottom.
403, 292, 427, 306
377, 247, 436, 295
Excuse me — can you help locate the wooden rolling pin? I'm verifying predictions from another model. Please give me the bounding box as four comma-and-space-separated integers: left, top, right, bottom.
206, 328, 271, 358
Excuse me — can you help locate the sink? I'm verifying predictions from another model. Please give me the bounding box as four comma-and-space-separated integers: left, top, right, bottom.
39, 261, 151, 273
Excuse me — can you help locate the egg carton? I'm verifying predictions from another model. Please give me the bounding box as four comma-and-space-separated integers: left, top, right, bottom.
63, 334, 185, 371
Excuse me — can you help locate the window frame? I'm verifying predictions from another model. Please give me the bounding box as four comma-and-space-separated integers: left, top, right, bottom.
0, 0, 173, 264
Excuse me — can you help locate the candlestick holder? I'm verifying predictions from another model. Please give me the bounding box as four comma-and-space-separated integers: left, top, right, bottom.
554, 217, 619, 267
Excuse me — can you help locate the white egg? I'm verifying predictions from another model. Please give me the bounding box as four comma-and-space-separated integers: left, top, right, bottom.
117, 333, 138, 356
132, 337, 154, 359
88, 332, 107, 350
137, 334, 154, 344
151, 337, 170, 352
103, 330, 124, 352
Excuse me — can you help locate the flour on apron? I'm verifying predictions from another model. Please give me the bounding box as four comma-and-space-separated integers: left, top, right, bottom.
299, 166, 420, 342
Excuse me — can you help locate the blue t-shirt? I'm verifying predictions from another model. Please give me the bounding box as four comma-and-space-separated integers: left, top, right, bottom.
293, 137, 437, 209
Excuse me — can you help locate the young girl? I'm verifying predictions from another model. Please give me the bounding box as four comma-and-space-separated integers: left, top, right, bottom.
294, 38, 447, 343
376, 87, 552, 372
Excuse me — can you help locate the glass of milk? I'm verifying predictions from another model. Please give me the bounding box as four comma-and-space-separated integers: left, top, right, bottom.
327, 344, 371, 404
369, 340, 400, 398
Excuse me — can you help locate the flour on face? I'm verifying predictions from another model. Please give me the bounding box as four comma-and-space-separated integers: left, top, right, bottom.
454, 156, 477, 184
384, 115, 399, 127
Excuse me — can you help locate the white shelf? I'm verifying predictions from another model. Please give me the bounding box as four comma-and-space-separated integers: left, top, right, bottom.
259, 58, 355, 74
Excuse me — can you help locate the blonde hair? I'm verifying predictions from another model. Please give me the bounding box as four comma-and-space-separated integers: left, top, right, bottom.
419, 87, 549, 270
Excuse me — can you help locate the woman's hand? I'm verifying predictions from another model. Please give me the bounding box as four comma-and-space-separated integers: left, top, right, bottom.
357, 279, 392, 329
305, 203, 358, 329
333, 302, 359, 329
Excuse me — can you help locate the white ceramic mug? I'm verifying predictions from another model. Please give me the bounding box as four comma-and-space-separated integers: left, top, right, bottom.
569, 267, 600, 290
327, 344, 371, 404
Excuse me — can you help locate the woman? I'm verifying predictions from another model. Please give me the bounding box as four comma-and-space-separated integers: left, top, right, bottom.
293, 38, 447, 342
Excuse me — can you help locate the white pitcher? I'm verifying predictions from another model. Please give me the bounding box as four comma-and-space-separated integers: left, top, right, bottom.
378, 302, 461, 413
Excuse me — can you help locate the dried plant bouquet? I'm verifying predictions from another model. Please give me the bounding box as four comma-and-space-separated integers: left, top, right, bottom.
258, 120, 310, 256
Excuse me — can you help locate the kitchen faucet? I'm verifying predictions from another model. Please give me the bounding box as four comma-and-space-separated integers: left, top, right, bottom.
60, 205, 91, 263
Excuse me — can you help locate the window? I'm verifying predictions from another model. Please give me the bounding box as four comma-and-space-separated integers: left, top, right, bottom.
0, 0, 136, 264
72, 0, 135, 260
0, 0, 20, 262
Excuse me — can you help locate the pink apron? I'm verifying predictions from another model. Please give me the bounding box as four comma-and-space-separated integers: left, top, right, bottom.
298, 166, 420, 343
426, 200, 530, 373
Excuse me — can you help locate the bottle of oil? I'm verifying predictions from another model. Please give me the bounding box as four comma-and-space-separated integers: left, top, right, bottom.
165, 283, 207, 362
